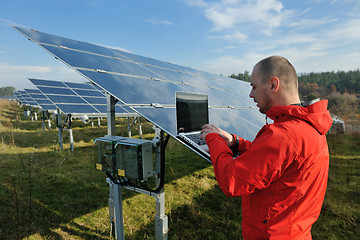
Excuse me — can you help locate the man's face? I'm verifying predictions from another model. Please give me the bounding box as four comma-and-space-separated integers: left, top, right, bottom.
249, 65, 273, 114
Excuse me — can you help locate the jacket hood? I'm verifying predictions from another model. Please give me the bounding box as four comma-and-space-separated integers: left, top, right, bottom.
266, 100, 333, 135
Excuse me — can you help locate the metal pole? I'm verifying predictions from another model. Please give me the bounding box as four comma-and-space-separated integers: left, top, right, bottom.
107, 94, 116, 136
58, 127, 63, 151
155, 190, 168, 240
139, 117, 143, 139
154, 130, 168, 239
106, 94, 125, 240
127, 117, 131, 138
69, 128, 74, 152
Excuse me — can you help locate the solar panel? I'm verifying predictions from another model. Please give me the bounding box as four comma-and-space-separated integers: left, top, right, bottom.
28, 78, 135, 116
13, 26, 265, 143
17, 90, 38, 107
23, 88, 57, 111
13, 92, 23, 102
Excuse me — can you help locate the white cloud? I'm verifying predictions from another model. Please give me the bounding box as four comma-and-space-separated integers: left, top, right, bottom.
208, 31, 248, 43
327, 18, 360, 41
198, 54, 265, 75
0, 63, 52, 73
145, 18, 173, 26
212, 45, 237, 53
0, 62, 84, 90
287, 17, 338, 31
188, 0, 292, 33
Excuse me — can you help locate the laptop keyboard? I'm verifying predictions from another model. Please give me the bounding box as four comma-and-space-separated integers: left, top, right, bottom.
186, 133, 207, 146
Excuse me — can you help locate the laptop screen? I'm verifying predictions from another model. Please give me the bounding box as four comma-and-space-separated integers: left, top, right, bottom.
176, 92, 208, 133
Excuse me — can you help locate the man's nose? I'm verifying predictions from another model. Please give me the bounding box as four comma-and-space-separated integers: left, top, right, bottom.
249, 90, 254, 99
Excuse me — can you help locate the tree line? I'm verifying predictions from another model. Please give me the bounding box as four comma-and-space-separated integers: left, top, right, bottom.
0, 87, 15, 97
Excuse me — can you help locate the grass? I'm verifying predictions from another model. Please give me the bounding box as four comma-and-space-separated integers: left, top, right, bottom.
0, 99, 359, 239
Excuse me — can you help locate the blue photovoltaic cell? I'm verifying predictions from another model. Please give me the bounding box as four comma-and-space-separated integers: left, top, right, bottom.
71, 89, 104, 97
82, 97, 107, 104
46, 95, 87, 104
64, 82, 95, 90
14, 26, 267, 159
56, 104, 98, 114
37, 86, 75, 95
30, 78, 66, 87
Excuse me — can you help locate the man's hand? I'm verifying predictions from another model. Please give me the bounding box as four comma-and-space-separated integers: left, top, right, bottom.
201, 124, 234, 148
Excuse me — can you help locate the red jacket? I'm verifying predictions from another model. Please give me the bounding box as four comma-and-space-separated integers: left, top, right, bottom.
205, 100, 333, 239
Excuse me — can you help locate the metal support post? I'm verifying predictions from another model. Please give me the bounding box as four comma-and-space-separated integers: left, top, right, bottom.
69, 128, 74, 152
98, 117, 101, 128
58, 127, 64, 151
107, 94, 116, 136
127, 117, 131, 138
154, 127, 168, 239
139, 117, 143, 139
106, 94, 125, 240
155, 190, 168, 240
42, 118, 46, 131
34, 112, 38, 121
48, 119, 51, 130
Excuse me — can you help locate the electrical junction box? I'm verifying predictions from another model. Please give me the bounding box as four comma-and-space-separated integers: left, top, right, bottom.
94, 136, 153, 181
41, 110, 50, 119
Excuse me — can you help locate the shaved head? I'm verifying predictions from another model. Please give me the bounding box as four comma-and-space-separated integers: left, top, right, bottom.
255, 56, 298, 93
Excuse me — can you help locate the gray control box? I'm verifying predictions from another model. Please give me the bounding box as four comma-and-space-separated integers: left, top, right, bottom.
95, 136, 153, 181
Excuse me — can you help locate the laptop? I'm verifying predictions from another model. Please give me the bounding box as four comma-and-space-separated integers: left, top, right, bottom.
175, 92, 210, 160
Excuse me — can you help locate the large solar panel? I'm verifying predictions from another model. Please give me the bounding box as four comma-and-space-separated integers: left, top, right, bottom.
29, 78, 135, 116
13, 26, 266, 146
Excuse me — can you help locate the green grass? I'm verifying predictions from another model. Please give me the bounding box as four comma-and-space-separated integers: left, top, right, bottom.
0, 99, 359, 239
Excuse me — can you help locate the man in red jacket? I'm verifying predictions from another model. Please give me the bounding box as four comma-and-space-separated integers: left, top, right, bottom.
201, 56, 333, 239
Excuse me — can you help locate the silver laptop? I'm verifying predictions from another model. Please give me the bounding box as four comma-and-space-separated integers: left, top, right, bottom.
176, 92, 210, 160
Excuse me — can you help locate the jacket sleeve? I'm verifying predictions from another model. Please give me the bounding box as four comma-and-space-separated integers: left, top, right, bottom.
205, 126, 298, 197
231, 133, 252, 154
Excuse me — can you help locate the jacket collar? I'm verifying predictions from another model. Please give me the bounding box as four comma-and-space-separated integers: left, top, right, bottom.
265, 100, 333, 135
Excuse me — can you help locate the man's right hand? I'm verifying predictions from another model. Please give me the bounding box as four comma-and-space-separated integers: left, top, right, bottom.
201, 124, 235, 148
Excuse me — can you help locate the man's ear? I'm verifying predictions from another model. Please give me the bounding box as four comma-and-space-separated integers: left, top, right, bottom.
270, 77, 280, 92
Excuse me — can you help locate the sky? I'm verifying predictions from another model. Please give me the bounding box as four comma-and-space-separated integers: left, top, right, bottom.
0, 0, 359, 90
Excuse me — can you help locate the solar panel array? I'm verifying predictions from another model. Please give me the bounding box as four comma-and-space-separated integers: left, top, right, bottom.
13, 26, 265, 142
29, 78, 134, 116
16, 90, 38, 107
24, 88, 57, 111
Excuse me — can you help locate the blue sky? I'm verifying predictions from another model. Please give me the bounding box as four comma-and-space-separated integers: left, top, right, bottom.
0, 0, 359, 90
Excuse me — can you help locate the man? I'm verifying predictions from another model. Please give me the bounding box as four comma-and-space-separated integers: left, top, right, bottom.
201, 56, 333, 239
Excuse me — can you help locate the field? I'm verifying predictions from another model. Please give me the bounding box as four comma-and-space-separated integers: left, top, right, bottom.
0, 99, 359, 240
